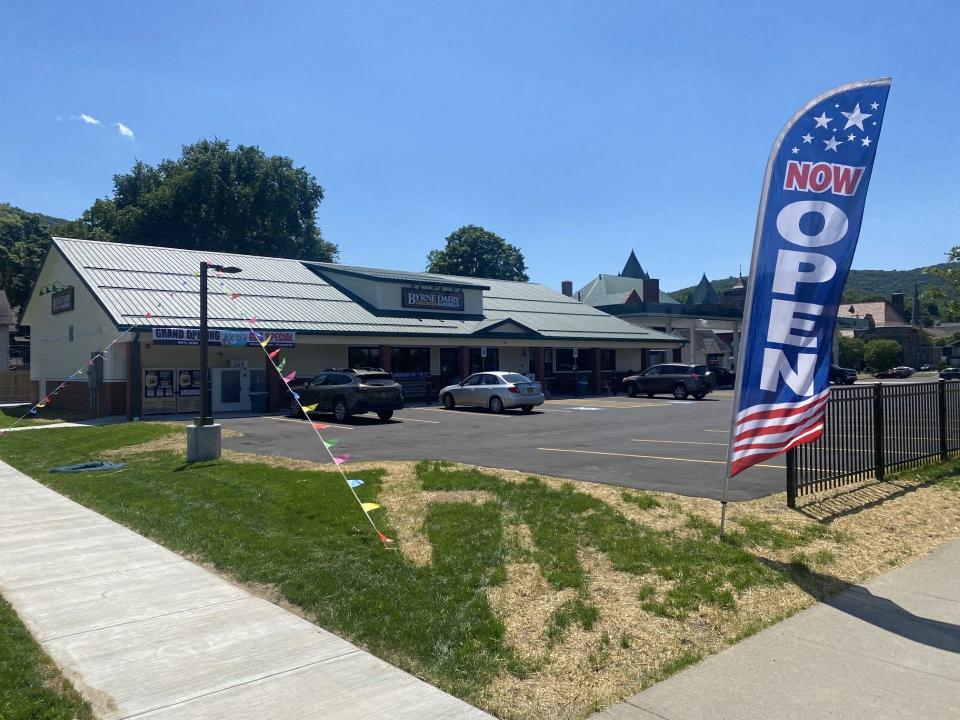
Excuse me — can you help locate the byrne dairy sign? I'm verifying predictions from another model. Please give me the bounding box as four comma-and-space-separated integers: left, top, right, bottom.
152, 328, 296, 347
401, 287, 465, 311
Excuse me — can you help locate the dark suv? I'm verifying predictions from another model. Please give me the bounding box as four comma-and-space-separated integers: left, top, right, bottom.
290, 368, 404, 422
623, 364, 715, 400
829, 364, 857, 385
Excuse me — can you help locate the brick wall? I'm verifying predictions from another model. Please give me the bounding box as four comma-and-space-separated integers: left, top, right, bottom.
36, 380, 128, 417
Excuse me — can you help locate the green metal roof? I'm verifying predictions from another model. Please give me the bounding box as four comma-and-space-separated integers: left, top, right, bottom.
577, 274, 680, 307
48, 238, 683, 345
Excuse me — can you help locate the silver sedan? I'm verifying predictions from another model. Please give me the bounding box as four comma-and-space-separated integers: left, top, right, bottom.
440, 371, 545, 413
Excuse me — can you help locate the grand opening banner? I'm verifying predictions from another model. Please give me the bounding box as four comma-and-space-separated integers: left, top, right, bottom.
726, 79, 891, 478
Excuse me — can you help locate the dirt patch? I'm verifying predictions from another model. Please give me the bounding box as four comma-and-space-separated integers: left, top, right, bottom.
103, 425, 242, 460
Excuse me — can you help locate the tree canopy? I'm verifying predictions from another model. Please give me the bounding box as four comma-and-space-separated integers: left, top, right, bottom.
863, 338, 903, 371
838, 336, 865, 369
0, 204, 53, 309
64, 139, 337, 261
426, 225, 529, 281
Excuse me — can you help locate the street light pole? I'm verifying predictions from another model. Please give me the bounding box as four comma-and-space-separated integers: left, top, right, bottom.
198, 261, 210, 426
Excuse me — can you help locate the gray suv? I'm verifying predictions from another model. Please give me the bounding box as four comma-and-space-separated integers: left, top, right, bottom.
623, 364, 715, 400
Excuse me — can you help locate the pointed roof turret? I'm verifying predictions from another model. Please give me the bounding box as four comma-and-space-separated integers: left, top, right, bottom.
685, 273, 721, 306
620, 250, 648, 280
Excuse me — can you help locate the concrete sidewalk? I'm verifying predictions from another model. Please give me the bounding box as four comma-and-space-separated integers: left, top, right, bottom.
592, 538, 960, 720
0, 460, 492, 719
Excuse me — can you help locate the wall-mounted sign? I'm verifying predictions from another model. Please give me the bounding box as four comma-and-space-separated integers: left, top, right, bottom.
151, 328, 296, 347
144, 369, 175, 398
401, 287, 464, 311
178, 369, 201, 396
51, 287, 75, 314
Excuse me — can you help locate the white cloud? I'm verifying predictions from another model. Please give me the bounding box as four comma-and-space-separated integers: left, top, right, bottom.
78, 113, 101, 126
113, 122, 135, 139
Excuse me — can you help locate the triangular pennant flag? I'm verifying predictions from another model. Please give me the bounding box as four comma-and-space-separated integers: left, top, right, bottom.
323, 438, 339, 449
361, 502, 381, 513
181, 279, 189, 286
283, 370, 296, 384
247, 316, 257, 325
29, 407, 37, 414
292, 391, 300, 400
193, 271, 200, 277
312, 422, 328, 430
145, 311, 153, 318
376, 531, 394, 544
268, 348, 281, 360
229, 292, 241, 301
276, 358, 287, 372
34, 403, 44, 409
301, 403, 318, 412
333, 454, 350, 465
347, 478, 364, 488
259, 335, 272, 348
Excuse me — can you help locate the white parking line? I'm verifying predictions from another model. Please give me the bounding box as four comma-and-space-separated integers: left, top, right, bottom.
393, 416, 440, 424
263, 416, 355, 430
631, 438, 728, 447
703, 429, 729, 433
537, 447, 784, 469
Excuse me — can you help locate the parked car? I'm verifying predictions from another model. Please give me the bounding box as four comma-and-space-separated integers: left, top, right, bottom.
290, 368, 404, 422
709, 367, 736, 388
920, 364, 936, 372
440, 371, 544, 413
622, 364, 715, 400
874, 366, 916, 379
940, 367, 960, 380
829, 364, 858, 385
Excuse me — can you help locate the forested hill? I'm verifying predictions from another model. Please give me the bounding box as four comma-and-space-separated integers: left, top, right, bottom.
670, 264, 955, 304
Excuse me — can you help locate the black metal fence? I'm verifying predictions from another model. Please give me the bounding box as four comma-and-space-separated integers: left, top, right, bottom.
786, 380, 960, 507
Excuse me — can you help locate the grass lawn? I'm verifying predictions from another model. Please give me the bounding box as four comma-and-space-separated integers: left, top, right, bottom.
0, 594, 93, 720
1, 424, 960, 719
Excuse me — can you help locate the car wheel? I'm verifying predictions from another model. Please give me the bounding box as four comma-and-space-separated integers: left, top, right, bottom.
442, 393, 456, 410
489, 396, 504, 414
521, 405, 534, 414
673, 384, 689, 400
693, 392, 705, 400
377, 410, 393, 421
289, 399, 304, 418
332, 398, 349, 423
627, 383, 638, 398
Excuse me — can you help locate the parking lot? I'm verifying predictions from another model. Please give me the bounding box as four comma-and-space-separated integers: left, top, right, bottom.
217, 390, 787, 501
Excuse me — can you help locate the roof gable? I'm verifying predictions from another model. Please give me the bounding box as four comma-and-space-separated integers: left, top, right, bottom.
620, 250, 648, 280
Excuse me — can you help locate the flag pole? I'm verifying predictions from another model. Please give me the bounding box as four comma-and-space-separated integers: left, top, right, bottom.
718, 78, 891, 538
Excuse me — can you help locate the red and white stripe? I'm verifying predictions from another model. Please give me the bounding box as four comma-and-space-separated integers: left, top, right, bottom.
729, 388, 829, 476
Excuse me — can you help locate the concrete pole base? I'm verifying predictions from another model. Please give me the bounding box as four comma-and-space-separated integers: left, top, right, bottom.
186, 423, 222, 462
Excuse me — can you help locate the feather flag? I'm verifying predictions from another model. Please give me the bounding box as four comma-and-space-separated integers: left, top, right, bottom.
301, 403, 318, 412
323, 439, 338, 449
333, 454, 350, 465
347, 479, 364, 488
361, 502, 381, 512
283, 370, 296, 384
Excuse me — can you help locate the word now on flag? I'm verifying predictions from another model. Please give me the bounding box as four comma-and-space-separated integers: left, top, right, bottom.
726, 79, 890, 479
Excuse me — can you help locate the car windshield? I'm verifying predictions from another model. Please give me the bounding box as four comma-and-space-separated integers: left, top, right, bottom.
501, 373, 531, 384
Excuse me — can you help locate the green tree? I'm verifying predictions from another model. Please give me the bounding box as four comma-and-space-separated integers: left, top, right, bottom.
426, 225, 529, 281
863, 338, 903, 371
66, 139, 337, 261
838, 336, 865, 369
0, 204, 52, 309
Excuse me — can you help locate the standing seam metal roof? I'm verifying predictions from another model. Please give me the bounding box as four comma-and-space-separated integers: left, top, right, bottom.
50, 238, 682, 344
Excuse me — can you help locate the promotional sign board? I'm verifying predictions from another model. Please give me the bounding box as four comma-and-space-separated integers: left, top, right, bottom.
178, 369, 201, 397
401, 287, 464, 311
51, 287, 74, 314
725, 79, 890, 480
151, 328, 296, 347
144, 369, 175, 398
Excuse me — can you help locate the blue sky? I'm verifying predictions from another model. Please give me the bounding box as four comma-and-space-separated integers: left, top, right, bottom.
1, 1, 957, 292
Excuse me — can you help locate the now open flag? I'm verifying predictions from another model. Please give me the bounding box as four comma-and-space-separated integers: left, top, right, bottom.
726, 79, 891, 479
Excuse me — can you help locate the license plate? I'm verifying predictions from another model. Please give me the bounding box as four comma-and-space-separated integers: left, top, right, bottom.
526, 387, 534, 394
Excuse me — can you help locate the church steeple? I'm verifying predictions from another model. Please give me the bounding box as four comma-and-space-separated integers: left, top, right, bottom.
620, 250, 648, 280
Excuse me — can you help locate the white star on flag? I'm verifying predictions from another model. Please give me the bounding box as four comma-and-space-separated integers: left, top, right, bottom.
791, 147, 799, 154
861, 136, 872, 147
870, 101, 879, 110
841, 103, 872, 131
813, 112, 832, 129
824, 135, 841, 152
847, 133, 856, 141
801, 133, 813, 144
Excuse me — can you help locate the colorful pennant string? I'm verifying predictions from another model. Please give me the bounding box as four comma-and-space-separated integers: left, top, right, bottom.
276, 358, 287, 372
361, 502, 381, 513
229, 292, 241, 301
347, 479, 364, 488
283, 370, 296, 384
376, 531, 394, 544
333, 455, 350, 465
301, 403, 318, 412
323, 439, 338, 449
311, 422, 327, 430
268, 348, 281, 360
259, 335, 272, 348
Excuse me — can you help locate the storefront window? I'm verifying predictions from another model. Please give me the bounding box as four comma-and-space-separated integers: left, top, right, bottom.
601, 349, 616, 371
348, 346, 380, 369
469, 348, 499, 373
555, 349, 575, 372
440, 348, 461, 382
391, 347, 430, 374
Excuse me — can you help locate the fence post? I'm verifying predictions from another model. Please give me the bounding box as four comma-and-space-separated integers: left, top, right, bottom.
786, 448, 797, 509
873, 382, 885, 482
939, 379, 948, 462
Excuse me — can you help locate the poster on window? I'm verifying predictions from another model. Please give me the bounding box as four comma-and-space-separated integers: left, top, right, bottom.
178, 369, 202, 396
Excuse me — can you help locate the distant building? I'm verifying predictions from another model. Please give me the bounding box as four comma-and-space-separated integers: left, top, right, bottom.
837, 291, 939, 367
576, 251, 744, 369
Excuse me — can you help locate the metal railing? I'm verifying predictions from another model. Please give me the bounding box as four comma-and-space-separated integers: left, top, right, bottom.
786, 380, 960, 507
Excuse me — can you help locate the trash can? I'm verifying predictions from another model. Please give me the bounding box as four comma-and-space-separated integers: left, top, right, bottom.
575, 373, 589, 398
